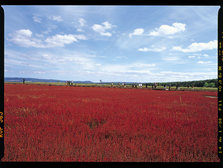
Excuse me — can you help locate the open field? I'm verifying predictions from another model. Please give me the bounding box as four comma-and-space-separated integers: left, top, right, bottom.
3, 83, 219, 161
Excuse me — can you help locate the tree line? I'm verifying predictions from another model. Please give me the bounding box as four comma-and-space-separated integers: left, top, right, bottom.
145, 79, 217, 88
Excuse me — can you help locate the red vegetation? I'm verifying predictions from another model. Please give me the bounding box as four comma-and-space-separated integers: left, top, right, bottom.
3, 84, 219, 161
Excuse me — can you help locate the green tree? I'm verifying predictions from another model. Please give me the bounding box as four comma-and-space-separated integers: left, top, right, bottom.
209, 82, 215, 88
204, 82, 215, 87
204, 82, 209, 87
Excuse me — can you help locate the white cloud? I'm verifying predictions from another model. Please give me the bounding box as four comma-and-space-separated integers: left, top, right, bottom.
156, 71, 217, 82
138, 48, 149, 52
76, 18, 87, 32
79, 18, 86, 27
149, 22, 186, 36
45, 34, 86, 47
92, 21, 115, 37
197, 61, 212, 64
18, 29, 32, 37
129, 63, 156, 68
58, 56, 96, 69
32, 15, 41, 23
188, 55, 196, 58
162, 56, 179, 61
34, 71, 46, 74
188, 54, 209, 59
5, 50, 45, 69
9, 29, 86, 48
138, 46, 166, 52
73, 57, 98, 70
38, 51, 101, 71
77, 28, 83, 32
113, 56, 128, 60
42, 53, 53, 60
42, 25, 57, 35
5, 48, 217, 82
129, 28, 144, 38
101, 63, 156, 74
93, 65, 216, 82
5, 58, 23, 65
9, 29, 44, 48
49, 16, 63, 22
172, 40, 217, 52
35, 33, 44, 38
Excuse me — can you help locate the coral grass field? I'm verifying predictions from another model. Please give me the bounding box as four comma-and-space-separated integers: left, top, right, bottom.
3, 84, 219, 161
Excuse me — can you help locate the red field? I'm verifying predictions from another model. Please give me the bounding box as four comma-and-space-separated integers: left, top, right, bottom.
3, 84, 219, 161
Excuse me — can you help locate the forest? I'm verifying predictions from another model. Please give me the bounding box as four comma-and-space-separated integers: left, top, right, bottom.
146, 79, 217, 88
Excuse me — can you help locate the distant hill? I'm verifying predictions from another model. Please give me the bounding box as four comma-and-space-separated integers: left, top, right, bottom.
4, 77, 93, 84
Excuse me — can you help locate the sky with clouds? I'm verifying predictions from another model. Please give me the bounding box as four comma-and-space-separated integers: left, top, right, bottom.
3, 5, 219, 82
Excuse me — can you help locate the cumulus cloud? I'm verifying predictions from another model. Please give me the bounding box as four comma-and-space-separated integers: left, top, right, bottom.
172, 40, 217, 52
9, 29, 86, 48
9, 29, 44, 48
138, 46, 166, 52
92, 21, 115, 37
129, 28, 144, 38
48, 16, 63, 22
149, 22, 186, 36
17, 29, 32, 37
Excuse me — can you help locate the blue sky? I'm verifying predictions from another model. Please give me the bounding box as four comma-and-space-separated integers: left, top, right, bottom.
3, 5, 219, 82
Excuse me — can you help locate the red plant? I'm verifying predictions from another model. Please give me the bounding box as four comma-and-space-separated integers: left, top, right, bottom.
2, 84, 219, 161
